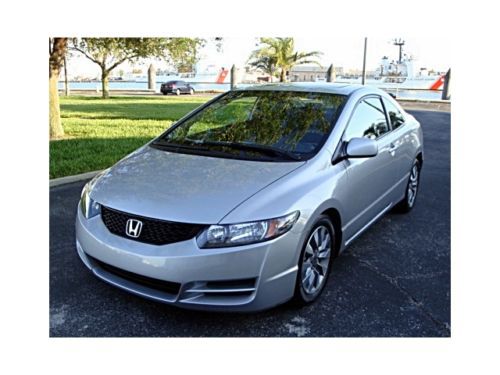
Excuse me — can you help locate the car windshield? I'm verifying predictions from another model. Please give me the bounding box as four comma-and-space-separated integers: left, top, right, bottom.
154, 90, 346, 161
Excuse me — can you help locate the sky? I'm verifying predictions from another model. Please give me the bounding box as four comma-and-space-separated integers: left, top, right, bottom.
67, 36, 451, 78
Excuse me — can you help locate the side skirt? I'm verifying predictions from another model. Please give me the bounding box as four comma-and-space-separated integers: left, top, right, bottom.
343, 203, 393, 248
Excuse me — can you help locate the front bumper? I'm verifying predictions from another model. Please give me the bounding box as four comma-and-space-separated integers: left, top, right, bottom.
75, 208, 302, 312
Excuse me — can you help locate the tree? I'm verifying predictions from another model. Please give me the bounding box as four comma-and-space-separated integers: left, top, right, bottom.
71, 38, 204, 98
250, 38, 323, 82
167, 38, 204, 73
247, 54, 278, 82
49, 38, 68, 139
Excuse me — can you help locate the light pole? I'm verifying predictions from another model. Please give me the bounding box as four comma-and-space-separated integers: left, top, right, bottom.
362, 37, 367, 85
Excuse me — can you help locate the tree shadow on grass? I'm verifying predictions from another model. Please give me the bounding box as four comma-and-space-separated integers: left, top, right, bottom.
61, 98, 206, 121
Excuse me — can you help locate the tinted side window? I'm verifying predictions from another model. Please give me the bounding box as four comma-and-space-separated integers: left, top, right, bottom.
344, 97, 390, 141
383, 98, 405, 130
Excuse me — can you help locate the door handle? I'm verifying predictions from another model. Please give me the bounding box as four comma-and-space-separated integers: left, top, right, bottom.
389, 143, 398, 156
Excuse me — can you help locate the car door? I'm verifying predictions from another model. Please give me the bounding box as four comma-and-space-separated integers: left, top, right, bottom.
381, 96, 415, 201
180, 81, 189, 93
341, 96, 399, 243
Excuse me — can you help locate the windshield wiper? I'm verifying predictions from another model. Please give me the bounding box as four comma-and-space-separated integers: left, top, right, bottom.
197, 141, 302, 161
152, 139, 209, 151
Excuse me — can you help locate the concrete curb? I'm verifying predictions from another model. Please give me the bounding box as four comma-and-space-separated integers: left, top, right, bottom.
400, 101, 451, 113
398, 98, 450, 104
50, 170, 102, 188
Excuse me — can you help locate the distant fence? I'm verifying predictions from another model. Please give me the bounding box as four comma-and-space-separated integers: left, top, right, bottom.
59, 83, 447, 101
380, 87, 444, 101
59, 65, 451, 101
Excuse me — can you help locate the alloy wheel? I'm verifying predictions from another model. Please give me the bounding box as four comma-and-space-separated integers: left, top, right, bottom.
407, 163, 419, 207
301, 225, 332, 295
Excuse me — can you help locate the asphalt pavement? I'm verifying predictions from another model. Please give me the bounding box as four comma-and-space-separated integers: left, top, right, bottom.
49, 110, 450, 337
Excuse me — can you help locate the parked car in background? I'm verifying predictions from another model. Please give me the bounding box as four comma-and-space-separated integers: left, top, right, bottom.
76, 83, 423, 312
161, 80, 195, 95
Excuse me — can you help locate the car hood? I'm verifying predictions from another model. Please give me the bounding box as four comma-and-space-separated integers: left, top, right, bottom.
90, 146, 305, 224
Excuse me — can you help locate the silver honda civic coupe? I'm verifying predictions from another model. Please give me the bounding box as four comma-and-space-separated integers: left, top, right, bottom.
75, 83, 423, 312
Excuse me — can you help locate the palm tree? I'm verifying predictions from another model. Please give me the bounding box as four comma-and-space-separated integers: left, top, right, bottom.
247, 54, 278, 82
248, 38, 323, 82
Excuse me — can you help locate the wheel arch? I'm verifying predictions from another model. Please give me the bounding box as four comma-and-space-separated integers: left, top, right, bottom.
320, 207, 342, 257
416, 151, 423, 167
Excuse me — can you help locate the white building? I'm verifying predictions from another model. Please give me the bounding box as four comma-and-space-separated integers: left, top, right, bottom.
289, 65, 344, 82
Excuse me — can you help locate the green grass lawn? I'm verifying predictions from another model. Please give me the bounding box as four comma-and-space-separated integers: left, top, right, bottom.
50, 95, 212, 179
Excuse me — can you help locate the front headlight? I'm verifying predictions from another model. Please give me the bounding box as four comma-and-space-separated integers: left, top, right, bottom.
80, 182, 101, 219
197, 211, 300, 248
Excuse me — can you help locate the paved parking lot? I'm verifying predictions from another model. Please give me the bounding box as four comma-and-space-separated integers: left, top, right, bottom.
49, 110, 450, 337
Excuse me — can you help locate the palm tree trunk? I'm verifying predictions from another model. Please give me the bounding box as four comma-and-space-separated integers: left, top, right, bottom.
49, 67, 64, 138
280, 69, 286, 82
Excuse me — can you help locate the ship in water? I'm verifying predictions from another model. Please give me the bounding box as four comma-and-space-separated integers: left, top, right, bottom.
336, 39, 446, 90
126, 62, 232, 84
109, 38, 446, 96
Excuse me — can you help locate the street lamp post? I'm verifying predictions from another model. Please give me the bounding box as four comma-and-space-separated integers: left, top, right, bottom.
362, 37, 367, 85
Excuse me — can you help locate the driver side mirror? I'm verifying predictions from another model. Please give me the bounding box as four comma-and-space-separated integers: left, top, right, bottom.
346, 137, 378, 158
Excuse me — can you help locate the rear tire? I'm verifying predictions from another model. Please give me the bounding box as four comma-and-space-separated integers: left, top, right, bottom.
394, 159, 421, 213
292, 215, 335, 305
175, 89, 181, 96
189, 88, 194, 95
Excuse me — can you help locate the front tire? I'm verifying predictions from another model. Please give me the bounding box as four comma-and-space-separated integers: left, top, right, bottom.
293, 215, 335, 305
175, 89, 181, 96
189, 88, 194, 95
395, 159, 421, 213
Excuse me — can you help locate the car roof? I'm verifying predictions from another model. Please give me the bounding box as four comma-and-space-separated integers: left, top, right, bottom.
235, 82, 369, 96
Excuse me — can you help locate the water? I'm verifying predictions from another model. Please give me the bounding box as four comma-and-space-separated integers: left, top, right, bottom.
58, 81, 444, 100
380, 88, 442, 100
58, 81, 230, 92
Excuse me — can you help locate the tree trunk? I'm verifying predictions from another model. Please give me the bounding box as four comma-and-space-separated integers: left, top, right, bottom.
63, 55, 69, 96
280, 68, 286, 82
49, 38, 67, 139
49, 67, 64, 139
101, 69, 110, 99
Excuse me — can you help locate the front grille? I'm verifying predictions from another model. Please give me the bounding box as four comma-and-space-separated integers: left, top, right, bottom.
101, 205, 206, 245
88, 255, 181, 295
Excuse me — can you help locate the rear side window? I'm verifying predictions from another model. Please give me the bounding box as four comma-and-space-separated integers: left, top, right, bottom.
383, 98, 406, 130
344, 97, 390, 141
